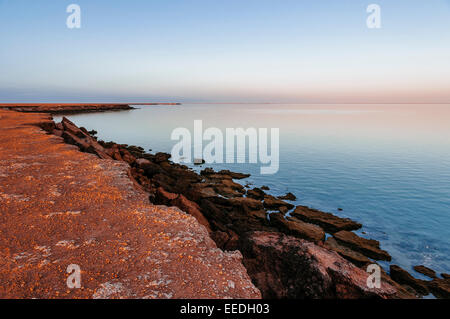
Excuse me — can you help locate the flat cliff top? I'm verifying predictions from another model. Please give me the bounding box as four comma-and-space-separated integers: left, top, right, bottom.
0, 110, 260, 299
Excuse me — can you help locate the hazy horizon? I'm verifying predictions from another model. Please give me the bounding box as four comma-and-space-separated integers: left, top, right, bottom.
1, 0, 449, 103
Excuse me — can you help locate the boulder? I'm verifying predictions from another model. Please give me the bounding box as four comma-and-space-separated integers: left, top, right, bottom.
442, 273, 450, 280
270, 213, 325, 243
240, 231, 403, 299
292, 206, 362, 233
333, 231, 391, 261
389, 265, 429, 295
413, 265, 437, 279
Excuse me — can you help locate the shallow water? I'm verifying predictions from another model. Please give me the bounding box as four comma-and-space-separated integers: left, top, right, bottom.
56, 103, 450, 277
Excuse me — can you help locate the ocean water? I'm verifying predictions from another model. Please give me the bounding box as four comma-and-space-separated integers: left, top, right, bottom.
55, 104, 450, 277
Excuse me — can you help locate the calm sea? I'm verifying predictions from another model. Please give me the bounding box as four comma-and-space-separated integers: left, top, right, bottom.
55, 104, 450, 277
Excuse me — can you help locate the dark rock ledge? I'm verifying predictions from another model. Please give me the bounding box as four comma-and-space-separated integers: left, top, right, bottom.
38, 116, 448, 299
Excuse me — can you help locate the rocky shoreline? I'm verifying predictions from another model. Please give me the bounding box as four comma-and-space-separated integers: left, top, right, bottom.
40, 114, 449, 299
0, 103, 135, 114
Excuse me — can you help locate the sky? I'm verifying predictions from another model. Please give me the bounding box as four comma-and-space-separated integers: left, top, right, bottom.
0, 0, 449, 103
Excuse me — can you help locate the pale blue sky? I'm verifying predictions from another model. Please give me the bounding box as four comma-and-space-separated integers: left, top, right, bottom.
0, 0, 449, 103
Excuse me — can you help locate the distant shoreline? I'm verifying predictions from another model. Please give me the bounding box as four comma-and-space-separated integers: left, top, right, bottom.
0, 103, 181, 114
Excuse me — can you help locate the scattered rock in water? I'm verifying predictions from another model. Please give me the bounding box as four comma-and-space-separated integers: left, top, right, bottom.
441, 273, 450, 280
333, 231, 391, 261
413, 265, 437, 279
261, 185, 270, 191
292, 206, 362, 234
338, 208, 343, 211
277, 192, 296, 201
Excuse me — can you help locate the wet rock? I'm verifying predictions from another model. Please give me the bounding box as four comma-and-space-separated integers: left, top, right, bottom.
278, 192, 297, 201
442, 273, 450, 280
413, 265, 437, 279
389, 265, 429, 295
240, 231, 401, 299
270, 213, 325, 243
263, 195, 294, 210
292, 206, 362, 233
261, 185, 270, 191
333, 231, 391, 261
324, 237, 372, 267
278, 206, 288, 214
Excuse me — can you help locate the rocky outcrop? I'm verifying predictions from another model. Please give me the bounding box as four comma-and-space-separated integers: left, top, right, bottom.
240, 232, 403, 299
292, 206, 362, 233
333, 231, 391, 261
